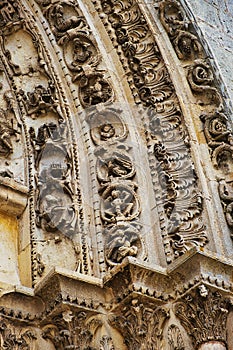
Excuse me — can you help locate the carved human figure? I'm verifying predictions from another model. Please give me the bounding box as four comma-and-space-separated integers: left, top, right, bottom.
51, 4, 82, 33
103, 189, 134, 223
71, 37, 92, 66
219, 180, 233, 227
0, 107, 20, 156
36, 166, 75, 235
106, 229, 138, 264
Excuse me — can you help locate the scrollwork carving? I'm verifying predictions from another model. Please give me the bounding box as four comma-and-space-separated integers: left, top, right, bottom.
87, 106, 128, 145
96, 0, 207, 262
95, 144, 136, 183
35, 0, 113, 107
188, 60, 222, 106
159, 0, 202, 60
200, 112, 233, 172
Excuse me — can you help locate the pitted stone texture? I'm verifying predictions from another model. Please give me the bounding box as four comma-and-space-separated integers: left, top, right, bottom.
183, 0, 233, 107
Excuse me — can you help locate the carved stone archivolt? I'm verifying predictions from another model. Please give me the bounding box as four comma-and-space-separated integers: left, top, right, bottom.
34, 0, 114, 107
159, 0, 233, 233
86, 105, 144, 269
93, 0, 208, 262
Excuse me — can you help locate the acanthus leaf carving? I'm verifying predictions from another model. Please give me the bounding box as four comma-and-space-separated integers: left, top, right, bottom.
42, 310, 102, 350
200, 111, 233, 172
111, 299, 170, 350
168, 325, 185, 350
0, 318, 37, 350
96, 0, 207, 263
174, 286, 231, 349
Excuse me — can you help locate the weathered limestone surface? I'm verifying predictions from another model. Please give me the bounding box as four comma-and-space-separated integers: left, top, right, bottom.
183, 0, 233, 107
0, 0, 232, 349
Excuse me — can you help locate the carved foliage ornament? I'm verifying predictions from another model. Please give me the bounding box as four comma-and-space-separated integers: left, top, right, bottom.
0, 0, 88, 279
111, 299, 169, 350
174, 286, 231, 348
168, 325, 185, 350
96, 0, 207, 263
42, 310, 115, 350
35, 0, 113, 106
0, 318, 37, 350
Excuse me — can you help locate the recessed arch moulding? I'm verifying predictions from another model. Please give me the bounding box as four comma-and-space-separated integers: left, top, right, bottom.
0, 0, 232, 349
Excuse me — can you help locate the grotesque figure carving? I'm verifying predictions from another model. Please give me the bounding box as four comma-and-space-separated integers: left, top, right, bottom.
105, 224, 141, 266
95, 145, 135, 183
100, 183, 140, 225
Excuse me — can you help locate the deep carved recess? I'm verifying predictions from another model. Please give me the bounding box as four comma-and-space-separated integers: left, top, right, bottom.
94, 0, 207, 262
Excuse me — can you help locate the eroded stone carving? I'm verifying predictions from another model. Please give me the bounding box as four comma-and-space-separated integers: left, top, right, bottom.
19, 82, 63, 121
95, 144, 136, 183
87, 104, 143, 268
219, 180, 233, 228
42, 310, 101, 350
104, 223, 141, 266
35, 0, 113, 107
174, 287, 231, 348
168, 324, 185, 350
100, 183, 140, 225
0, 319, 37, 350
200, 112, 233, 172
188, 60, 222, 106
95, 0, 207, 263
111, 299, 169, 350
159, 0, 202, 60
0, 91, 21, 156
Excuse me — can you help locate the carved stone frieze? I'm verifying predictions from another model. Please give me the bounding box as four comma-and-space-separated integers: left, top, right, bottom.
174, 286, 232, 349
94, 0, 207, 262
86, 104, 143, 269
0, 0, 90, 281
